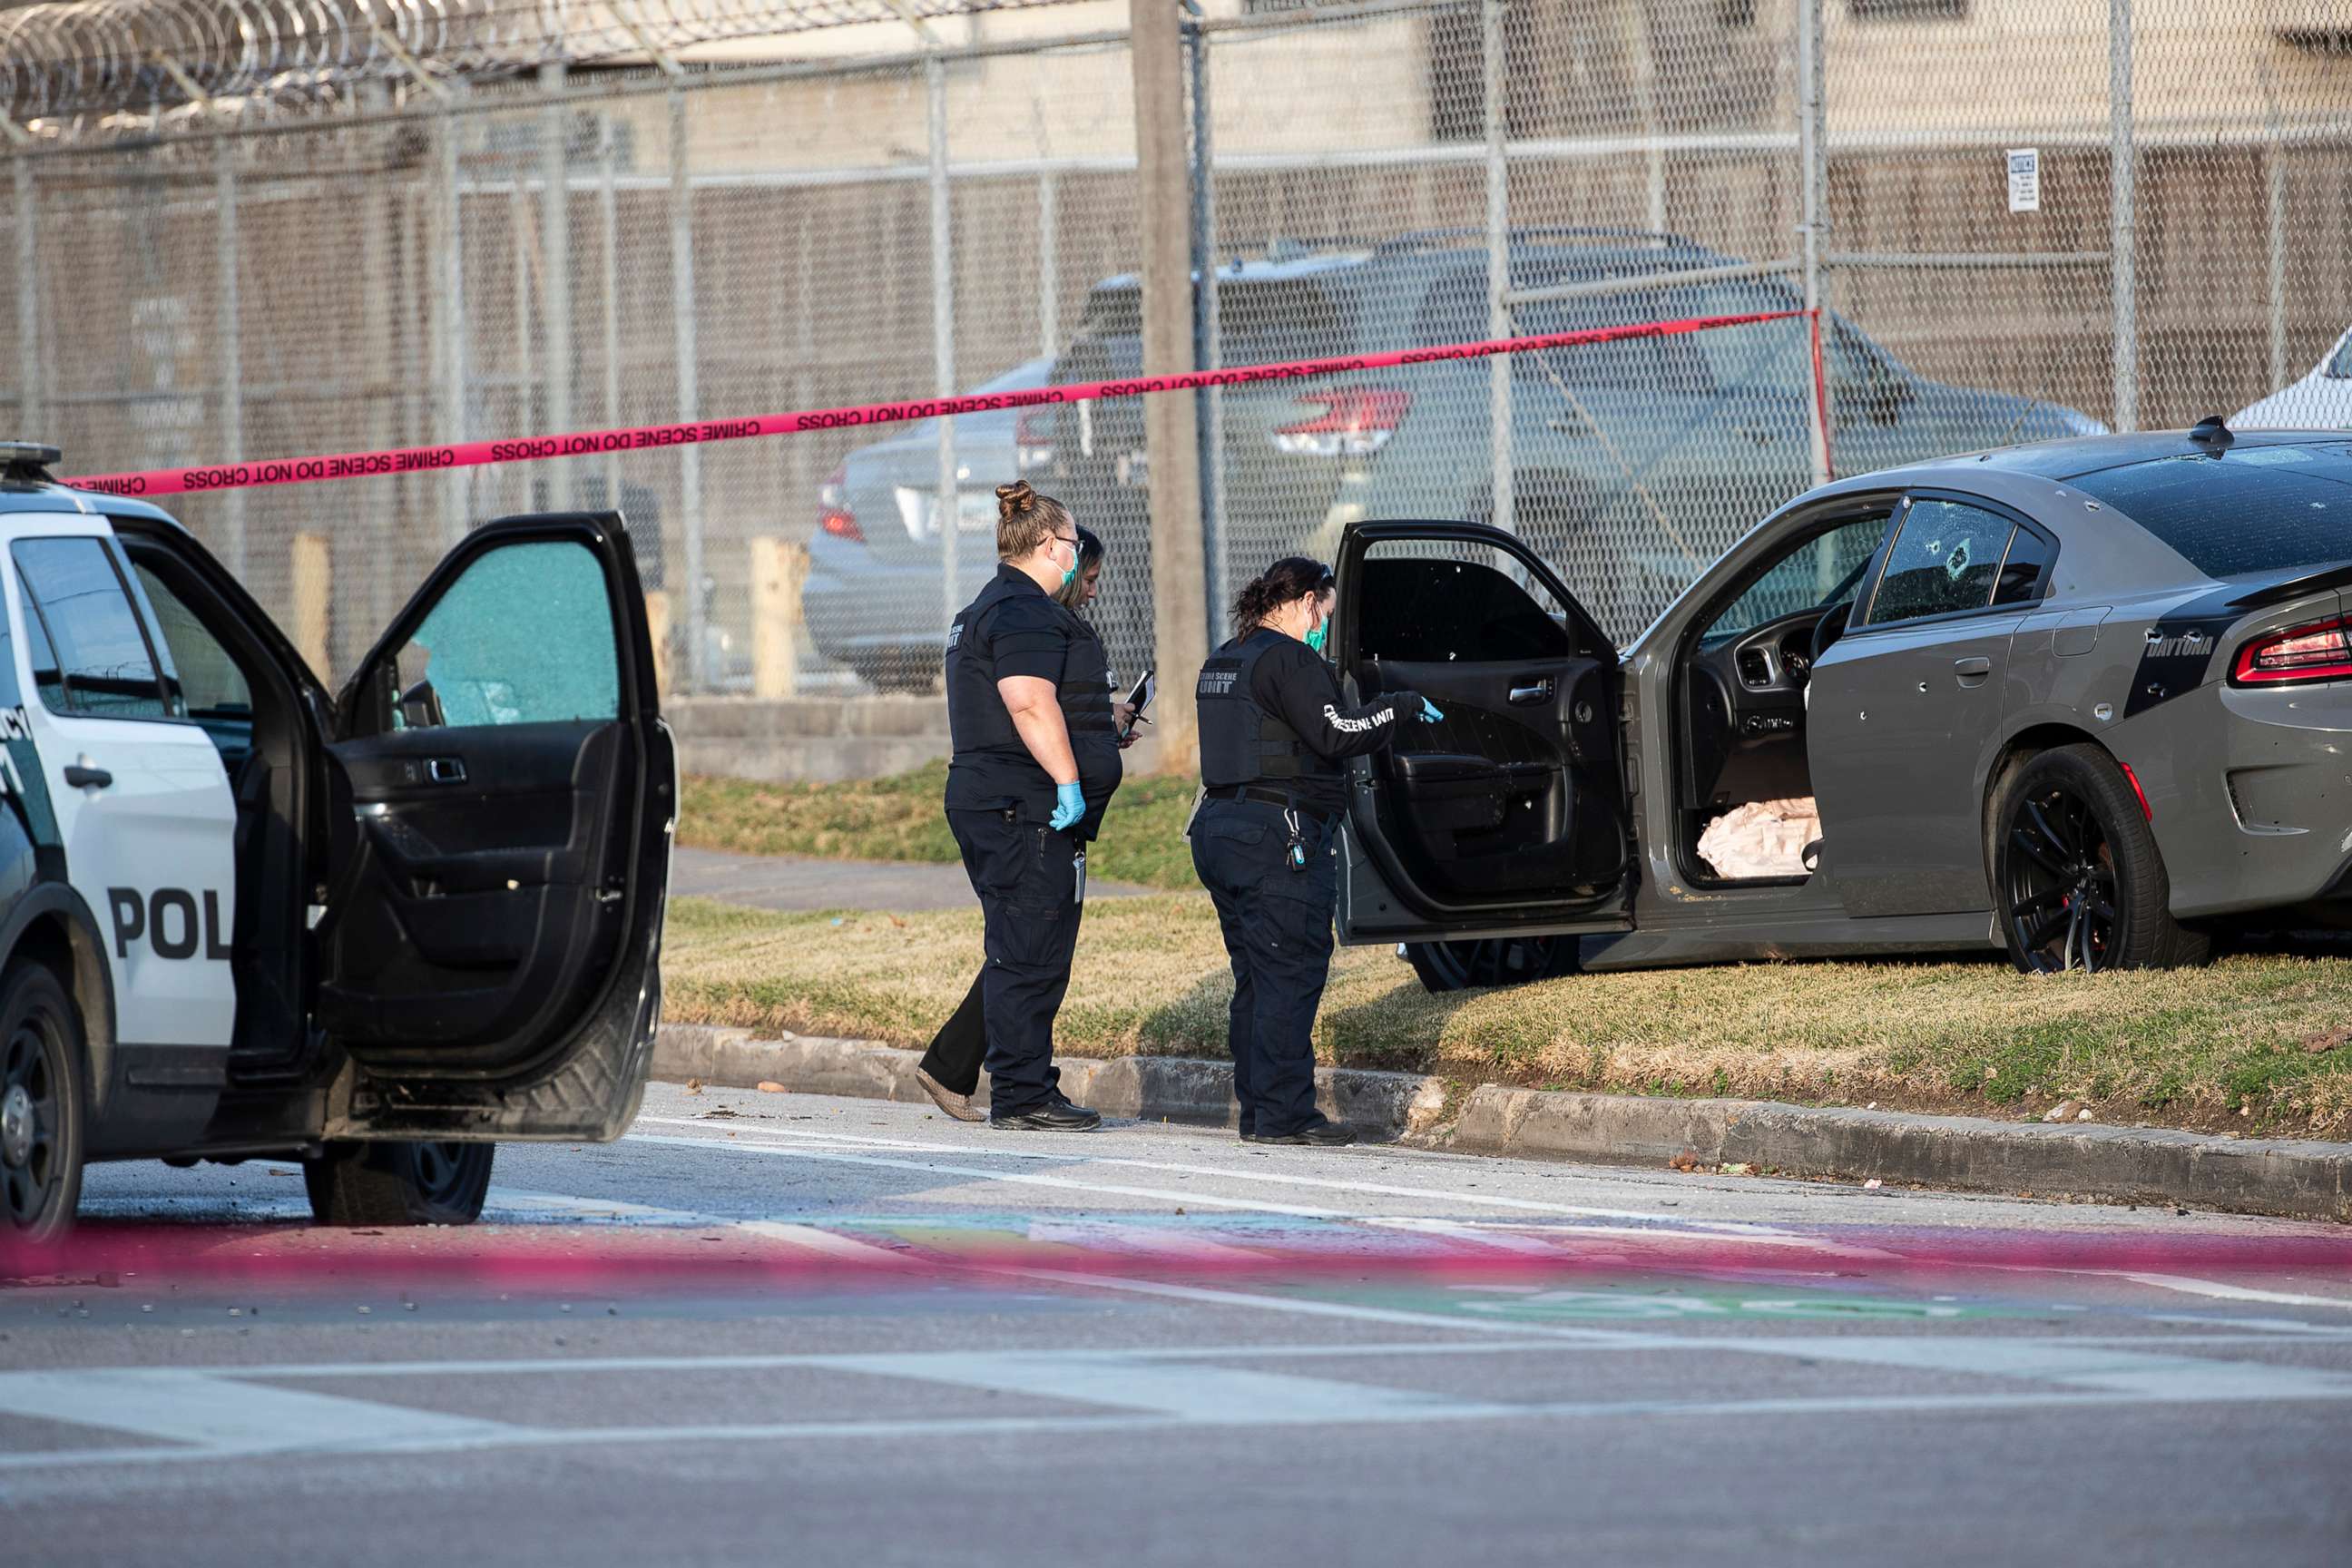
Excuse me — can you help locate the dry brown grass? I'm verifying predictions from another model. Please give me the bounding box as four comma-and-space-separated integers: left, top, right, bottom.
662, 894, 2352, 1138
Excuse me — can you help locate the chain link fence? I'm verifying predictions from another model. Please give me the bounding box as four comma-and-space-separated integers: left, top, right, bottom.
5, 0, 2351, 732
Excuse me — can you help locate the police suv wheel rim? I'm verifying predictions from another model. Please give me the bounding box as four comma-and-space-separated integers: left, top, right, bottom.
1, 1016, 60, 1222
0, 1083, 32, 1168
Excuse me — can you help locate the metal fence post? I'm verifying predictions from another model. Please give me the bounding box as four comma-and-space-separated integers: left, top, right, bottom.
1483, 0, 1512, 536
437, 103, 467, 544
510, 181, 536, 517
1037, 169, 1059, 360
2266, 139, 2287, 392
2108, 0, 2138, 433
540, 61, 573, 506
214, 139, 246, 576
1798, 0, 1830, 486
669, 87, 706, 693
599, 113, 623, 517
10, 160, 34, 437
1187, 14, 1226, 641
929, 54, 960, 639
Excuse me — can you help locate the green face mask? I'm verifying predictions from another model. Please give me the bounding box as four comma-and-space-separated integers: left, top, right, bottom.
1057, 539, 1078, 589
1303, 621, 1328, 654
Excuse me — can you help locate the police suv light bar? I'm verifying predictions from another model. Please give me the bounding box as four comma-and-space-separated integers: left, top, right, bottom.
0, 441, 63, 482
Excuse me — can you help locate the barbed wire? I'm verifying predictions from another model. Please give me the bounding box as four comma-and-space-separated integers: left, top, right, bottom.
0, 0, 1085, 132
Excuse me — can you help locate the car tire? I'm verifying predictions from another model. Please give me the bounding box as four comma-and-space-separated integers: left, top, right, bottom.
0, 959, 86, 1246
304, 1141, 496, 1227
1404, 935, 1582, 994
1990, 743, 2210, 974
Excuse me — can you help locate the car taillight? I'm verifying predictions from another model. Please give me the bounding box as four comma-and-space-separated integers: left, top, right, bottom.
817, 464, 864, 544
2230, 616, 2352, 685
1014, 409, 1056, 473
1272, 387, 1412, 458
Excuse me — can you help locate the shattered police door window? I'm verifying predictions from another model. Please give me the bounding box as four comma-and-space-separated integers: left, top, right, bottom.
392, 541, 621, 730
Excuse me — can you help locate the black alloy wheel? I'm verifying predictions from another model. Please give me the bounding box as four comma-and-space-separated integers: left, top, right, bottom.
0, 962, 85, 1245
1991, 743, 2208, 975
1404, 935, 1582, 994
2003, 785, 2119, 973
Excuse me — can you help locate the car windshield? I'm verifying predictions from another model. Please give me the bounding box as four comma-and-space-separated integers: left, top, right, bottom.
2069, 444, 2352, 578
2328, 334, 2352, 379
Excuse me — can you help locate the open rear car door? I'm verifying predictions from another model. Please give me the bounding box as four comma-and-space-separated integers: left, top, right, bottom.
318, 513, 675, 1142
1333, 520, 1632, 949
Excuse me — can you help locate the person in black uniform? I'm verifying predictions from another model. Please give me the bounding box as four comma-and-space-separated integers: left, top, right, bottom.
939, 482, 1122, 1132
1191, 556, 1440, 1146
916, 525, 1134, 1122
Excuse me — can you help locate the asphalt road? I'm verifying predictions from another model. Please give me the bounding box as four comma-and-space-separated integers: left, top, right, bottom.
8, 1083, 2352, 1567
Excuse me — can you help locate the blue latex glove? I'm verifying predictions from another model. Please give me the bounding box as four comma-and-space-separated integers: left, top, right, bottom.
1050, 780, 1087, 831
1416, 698, 1445, 723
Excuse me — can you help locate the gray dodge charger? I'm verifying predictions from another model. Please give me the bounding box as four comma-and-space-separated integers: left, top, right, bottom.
1330, 422, 2352, 989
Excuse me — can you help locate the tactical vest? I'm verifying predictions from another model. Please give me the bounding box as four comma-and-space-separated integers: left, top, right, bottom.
1197, 628, 1314, 789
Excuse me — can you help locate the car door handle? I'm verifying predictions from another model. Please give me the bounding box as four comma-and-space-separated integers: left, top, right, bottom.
1508, 679, 1554, 705
1954, 655, 1993, 688
64, 764, 113, 789
426, 757, 467, 785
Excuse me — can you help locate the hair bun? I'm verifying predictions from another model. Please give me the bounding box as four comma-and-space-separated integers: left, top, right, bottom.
995, 480, 1036, 520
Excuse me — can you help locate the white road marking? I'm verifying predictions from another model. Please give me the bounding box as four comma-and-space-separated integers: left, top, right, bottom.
0, 1367, 512, 1452
490, 1188, 916, 1265
626, 1123, 1883, 1255
619, 1132, 1351, 1219
820, 1350, 1516, 1423
2102, 1272, 2352, 1310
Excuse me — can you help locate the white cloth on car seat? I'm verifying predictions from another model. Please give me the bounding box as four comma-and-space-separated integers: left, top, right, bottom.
1698, 797, 1820, 880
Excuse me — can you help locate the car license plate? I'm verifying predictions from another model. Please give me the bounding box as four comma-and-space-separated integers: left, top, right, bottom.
892, 486, 1001, 539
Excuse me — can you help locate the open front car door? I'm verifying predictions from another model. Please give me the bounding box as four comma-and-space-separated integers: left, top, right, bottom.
1332, 520, 1632, 957
318, 513, 675, 1142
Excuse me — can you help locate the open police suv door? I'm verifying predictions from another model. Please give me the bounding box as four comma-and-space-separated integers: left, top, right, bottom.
318, 513, 674, 1143
1330, 520, 1632, 975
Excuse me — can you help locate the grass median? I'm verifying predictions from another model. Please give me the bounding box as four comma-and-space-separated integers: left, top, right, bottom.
681, 763, 1200, 891
663, 891, 2352, 1139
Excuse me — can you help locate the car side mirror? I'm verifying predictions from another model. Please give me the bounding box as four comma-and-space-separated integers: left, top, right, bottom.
397, 678, 445, 730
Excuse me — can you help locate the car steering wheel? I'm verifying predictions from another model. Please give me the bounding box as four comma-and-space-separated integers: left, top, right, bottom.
1810, 601, 1854, 666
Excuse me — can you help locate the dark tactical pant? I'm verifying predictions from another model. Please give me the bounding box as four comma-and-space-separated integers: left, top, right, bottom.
918, 966, 989, 1098
1189, 798, 1338, 1139
946, 808, 1083, 1118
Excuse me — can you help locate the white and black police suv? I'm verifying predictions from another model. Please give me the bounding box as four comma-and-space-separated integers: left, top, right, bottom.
0, 443, 675, 1243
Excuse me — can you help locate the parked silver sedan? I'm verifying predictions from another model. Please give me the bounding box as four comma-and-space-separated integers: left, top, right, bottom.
801, 358, 1055, 691
1332, 422, 2352, 988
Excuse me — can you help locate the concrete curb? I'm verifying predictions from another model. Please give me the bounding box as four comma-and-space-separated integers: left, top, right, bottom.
649, 1024, 2352, 1223
1444, 1086, 2352, 1224
650, 1024, 1449, 1136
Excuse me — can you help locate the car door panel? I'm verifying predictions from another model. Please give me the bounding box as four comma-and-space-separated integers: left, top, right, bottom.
1808, 495, 2039, 918
1332, 520, 1630, 941
1361, 654, 1622, 897
318, 513, 672, 1140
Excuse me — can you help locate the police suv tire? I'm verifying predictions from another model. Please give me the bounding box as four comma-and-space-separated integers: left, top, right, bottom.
1404, 936, 1582, 994
1990, 743, 2210, 975
0, 960, 86, 1245
303, 1141, 496, 1227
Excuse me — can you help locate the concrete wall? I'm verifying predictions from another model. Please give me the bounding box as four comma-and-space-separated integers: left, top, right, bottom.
667, 692, 1177, 782
667, 694, 951, 782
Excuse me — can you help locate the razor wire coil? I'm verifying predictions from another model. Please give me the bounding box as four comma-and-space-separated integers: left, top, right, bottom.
0, 0, 1083, 130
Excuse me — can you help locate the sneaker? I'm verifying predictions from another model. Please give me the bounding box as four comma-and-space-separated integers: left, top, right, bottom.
990, 1100, 1103, 1132
913, 1066, 985, 1123
1252, 1120, 1356, 1147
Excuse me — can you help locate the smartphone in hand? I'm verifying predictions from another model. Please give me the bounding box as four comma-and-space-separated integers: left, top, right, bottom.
1119, 667, 1156, 740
